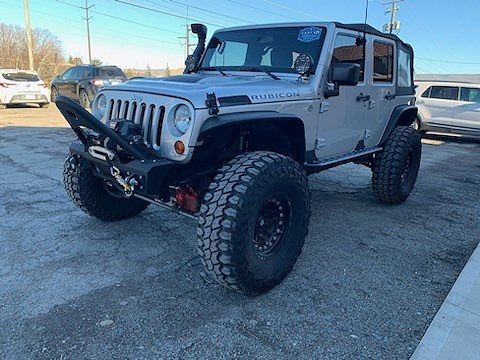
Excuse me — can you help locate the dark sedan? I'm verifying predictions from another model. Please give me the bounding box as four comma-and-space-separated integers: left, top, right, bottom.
51, 65, 127, 108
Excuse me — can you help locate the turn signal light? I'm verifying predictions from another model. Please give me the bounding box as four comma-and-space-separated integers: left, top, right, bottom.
174, 141, 185, 154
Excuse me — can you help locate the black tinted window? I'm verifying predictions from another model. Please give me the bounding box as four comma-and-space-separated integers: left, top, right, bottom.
421, 87, 431, 98
96, 67, 126, 78
2, 72, 39, 82
62, 68, 74, 79
460, 88, 480, 102
332, 34, 364, 81
81, 67, 94, 78
70, 68, 83, 79
430, 86, 459, 100
373, 42, 393, 82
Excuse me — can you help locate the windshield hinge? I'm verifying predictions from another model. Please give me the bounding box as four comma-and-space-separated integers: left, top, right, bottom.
206, 93, 219, 115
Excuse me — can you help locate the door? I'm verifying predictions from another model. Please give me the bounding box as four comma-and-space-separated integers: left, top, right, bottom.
421, 85, 458, 129
315, 32, 368, 159
452, 87, 480, 133
364, 38, 396, 148
57, 68, 74, 96
67, 68, 83, 99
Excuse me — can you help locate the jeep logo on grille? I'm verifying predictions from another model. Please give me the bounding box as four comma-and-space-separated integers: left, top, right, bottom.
131, 94, 143, 102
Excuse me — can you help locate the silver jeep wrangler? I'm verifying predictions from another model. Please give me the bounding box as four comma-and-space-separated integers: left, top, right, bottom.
58, 22, 420, 294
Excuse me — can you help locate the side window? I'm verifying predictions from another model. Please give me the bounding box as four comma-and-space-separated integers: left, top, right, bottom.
373, 42, 394, 82
209, 41, 248, 67
331, 34, 365, 82
460, 88, 480, 103
82, 67, 94, 78
421, 87, 431, 98
70, 68, 83, 80
397, 48, 412, 87
62, 68, 74, 80
430, 86, 459, 100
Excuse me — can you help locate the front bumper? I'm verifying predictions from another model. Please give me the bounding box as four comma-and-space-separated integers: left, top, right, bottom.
56, 95, 177, 197
69, 141, 176, 197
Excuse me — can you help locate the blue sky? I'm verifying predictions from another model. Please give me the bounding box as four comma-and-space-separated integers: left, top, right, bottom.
1, 0, 480, 73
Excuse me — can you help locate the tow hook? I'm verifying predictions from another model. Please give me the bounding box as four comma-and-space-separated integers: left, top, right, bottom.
110, 166, 138, 198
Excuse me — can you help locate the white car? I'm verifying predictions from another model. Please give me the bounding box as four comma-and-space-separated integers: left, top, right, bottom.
0, 69, 50, 109
415, 81, 480, 138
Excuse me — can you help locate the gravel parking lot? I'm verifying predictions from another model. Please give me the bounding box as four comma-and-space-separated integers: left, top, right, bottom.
1, 105, 479, 360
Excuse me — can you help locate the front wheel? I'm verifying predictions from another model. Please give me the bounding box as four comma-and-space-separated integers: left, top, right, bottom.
50, 87, 58, 102
372, 126, 422, 204
197, 151, 311, 294
63, 154, 149, 221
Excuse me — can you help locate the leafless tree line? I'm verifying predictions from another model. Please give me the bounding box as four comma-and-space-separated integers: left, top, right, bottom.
0, 23, 65, 85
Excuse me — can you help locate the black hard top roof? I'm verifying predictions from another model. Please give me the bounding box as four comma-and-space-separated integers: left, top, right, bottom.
335, 22, 407, 45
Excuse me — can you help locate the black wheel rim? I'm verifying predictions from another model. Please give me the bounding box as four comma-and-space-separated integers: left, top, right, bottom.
253, 194, 291, 257
401, 150, 414, 183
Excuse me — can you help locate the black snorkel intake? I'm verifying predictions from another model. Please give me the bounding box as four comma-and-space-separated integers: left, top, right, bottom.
184, 23, 208, 74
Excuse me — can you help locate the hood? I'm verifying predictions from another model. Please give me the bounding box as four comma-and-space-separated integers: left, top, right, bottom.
104, 73, 316, 109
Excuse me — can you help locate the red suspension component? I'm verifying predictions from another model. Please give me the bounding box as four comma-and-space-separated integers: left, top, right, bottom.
175, 186, 200, 213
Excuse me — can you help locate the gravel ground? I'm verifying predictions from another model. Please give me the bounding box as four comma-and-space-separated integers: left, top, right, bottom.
1, 105, 479, 359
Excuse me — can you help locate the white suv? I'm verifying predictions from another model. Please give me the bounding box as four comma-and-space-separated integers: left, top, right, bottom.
415, 81, 480, 138
0, 69, 50, 109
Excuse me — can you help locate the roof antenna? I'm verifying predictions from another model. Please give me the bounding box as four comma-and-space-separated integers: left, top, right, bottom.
359, 0, 369, 46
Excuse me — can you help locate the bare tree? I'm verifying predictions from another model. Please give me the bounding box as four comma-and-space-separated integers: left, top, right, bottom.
0, 23, 65, 85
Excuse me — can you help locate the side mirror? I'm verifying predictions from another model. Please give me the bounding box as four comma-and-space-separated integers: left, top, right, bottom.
324, 63, 361, 98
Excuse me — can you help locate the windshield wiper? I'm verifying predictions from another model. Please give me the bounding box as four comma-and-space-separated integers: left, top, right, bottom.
197, 66, 227, 76
237, 67, 281, 80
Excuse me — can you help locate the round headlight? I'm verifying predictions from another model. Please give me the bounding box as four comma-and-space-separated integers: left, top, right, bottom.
96, 94, 107, 116
174, 104, 192, 134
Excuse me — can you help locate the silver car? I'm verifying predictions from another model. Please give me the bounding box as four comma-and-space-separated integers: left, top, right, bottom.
415, 81, 480, 138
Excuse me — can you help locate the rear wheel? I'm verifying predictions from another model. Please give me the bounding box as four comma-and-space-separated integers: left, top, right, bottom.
0, 104, 6, 109
39, 103, 50, 108
63, 154, 149, 221
197, 151, 311, 294
79, 89, 90, 109
372, 126, 422, 204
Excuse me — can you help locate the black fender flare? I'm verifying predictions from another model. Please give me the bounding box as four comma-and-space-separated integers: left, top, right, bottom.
198, 111, 305, 139
380, 105, 418, 145
198, 111, 306, 160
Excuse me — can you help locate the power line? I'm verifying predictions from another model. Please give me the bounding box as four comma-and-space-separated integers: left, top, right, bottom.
113, 0, 223, 28
145, 0, 254, 25
223, 0, 300, 22
261, 0, 325, 20
416, 57, 480, 65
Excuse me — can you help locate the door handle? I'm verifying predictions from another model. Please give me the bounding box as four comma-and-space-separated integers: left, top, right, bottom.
356, 93, 371, 102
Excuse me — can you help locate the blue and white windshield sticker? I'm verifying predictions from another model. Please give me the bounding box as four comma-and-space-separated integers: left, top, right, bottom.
297, 27, 321, 43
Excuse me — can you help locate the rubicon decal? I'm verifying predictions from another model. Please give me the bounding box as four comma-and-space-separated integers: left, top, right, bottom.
250, 91, 301, 101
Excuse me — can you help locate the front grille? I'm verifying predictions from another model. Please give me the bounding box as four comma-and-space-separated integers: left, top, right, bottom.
107, 99, 165, 150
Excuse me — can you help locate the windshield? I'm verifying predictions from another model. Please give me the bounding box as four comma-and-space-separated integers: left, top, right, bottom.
2, 72, 40, 82
96, 67, 126, 79
200, 26, 325, 74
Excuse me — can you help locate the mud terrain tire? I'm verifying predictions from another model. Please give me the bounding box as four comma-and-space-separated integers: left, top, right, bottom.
63, 154, 149, 221
372, 126, 422, 204
197, 151, 311, 294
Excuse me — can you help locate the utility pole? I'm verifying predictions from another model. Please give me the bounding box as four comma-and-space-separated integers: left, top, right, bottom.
83, 0, 94, 63
383, 0, 404, 34
22, 0, 34, 71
